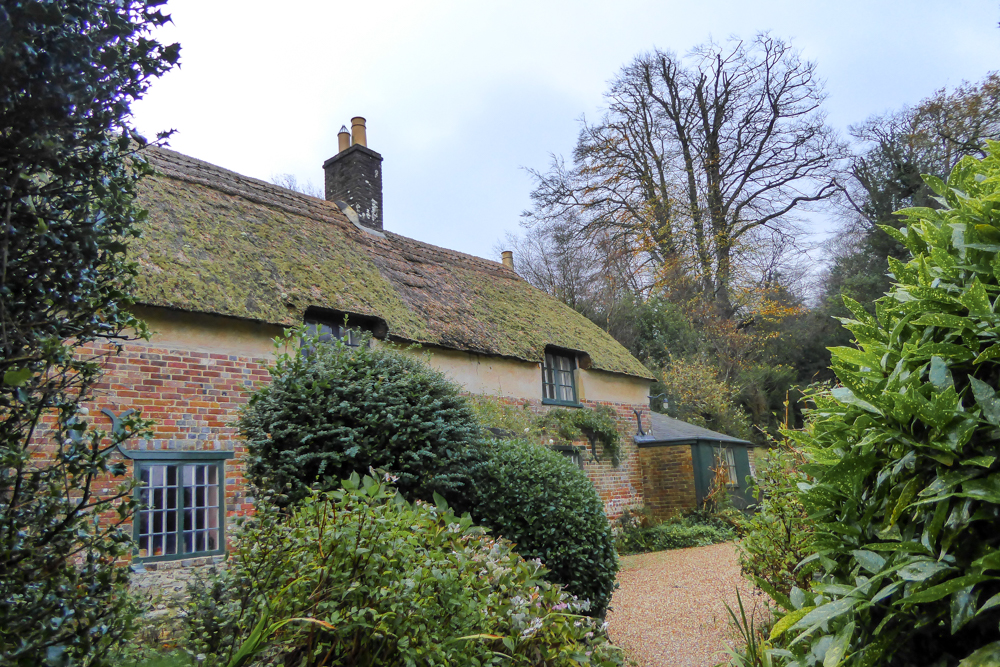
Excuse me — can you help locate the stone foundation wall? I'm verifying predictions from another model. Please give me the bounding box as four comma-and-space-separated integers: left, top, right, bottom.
637, 443, 698, 520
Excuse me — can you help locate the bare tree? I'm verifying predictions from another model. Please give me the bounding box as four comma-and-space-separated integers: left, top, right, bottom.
271, 172, 324, 199
843, 72, 1000, 230
524, 33, 845, 316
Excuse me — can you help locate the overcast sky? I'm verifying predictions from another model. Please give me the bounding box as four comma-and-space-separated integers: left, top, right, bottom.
132, 0, 1000, 262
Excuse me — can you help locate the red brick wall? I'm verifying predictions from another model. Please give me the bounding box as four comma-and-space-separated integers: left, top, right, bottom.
638, 443, 697, 520
37, 338, 663, 569
74, 339, 272, 562
475, 395, 648, 518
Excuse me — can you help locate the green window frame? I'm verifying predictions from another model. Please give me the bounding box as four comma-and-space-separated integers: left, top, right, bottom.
304, 318, 367, 348
132, 452, 231, 563
542, 351, 579, 406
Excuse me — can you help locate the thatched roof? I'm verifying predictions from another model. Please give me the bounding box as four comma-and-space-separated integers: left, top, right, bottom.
131, 146, 653, 379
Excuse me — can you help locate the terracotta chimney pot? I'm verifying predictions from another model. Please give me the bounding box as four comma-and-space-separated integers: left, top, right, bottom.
351, 117, 367, 147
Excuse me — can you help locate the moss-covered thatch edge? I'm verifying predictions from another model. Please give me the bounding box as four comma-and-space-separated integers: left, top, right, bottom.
130, 174, 653, 380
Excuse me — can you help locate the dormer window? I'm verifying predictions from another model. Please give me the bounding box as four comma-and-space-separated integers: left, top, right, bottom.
303, 307, 388, 349
305, 320, 365, 347
542, 350, 578, 406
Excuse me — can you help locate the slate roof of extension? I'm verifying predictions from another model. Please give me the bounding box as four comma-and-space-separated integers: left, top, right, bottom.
132, 147, 653, 379
635, 412, 753, 446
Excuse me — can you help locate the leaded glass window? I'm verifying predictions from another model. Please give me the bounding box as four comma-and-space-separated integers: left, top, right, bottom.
136, 460, 224, 561
542, 352, 577, 405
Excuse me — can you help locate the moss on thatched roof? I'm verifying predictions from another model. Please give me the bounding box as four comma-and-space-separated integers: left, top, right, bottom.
132, 147, 653, 379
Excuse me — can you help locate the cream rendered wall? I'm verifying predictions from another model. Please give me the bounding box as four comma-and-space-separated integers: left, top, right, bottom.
132, 306, 651, 405
131, 306, 283, 357
402, 345, 651, 405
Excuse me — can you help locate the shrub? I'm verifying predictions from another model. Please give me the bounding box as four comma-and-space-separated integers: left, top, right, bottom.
615, 510, 735, 555
470, 438, 619, 616
736, 444, 816, 596
238, 329, 482, 511
184, 474, 625, 667
762, 147, 1000, 666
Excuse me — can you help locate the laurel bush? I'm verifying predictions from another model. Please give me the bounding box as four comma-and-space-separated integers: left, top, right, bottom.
761, 145, 1000, 666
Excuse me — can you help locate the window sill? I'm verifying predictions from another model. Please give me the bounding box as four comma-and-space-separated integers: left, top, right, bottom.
133, 547, 226, 564
542, 398, 583, 408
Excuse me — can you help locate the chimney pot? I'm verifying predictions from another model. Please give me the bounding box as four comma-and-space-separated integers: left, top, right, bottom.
501, 250, 514, 269
351, 117, 367, 147
337, 125, 350, 153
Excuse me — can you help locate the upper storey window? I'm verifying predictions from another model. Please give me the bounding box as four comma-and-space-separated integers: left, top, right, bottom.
303, 308, 387, 349
542, 350, 578, 406
305, 319, 365, 347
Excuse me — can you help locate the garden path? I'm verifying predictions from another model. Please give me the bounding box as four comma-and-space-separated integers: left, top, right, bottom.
605, 542, 765, 667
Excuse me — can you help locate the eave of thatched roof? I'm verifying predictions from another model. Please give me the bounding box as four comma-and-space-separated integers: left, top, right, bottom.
131, 146, 653, 380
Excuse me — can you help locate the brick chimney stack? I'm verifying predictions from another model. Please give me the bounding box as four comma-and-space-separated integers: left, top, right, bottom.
324, 116, 383, 231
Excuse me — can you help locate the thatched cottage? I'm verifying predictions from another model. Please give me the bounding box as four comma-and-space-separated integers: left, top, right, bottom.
93, 119, 709, 569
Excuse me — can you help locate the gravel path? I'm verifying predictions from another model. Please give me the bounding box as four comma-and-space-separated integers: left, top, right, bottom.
606, 542, 766, 667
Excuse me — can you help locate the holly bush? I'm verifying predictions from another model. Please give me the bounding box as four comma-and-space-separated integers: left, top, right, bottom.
763, 145, 1000, 666
238, 328, 482, 511
185, 474, 625, 667
0, 2, 176, 665
471, 438, 619, 617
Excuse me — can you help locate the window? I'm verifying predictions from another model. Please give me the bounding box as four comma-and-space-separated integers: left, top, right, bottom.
716, 447, 739, 488
134, 457, 226, 561
305, 320, 365, 347
542, 351, 578, 405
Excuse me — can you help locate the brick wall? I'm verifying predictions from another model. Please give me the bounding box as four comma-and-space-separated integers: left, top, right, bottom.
476, 395, 648, 518
637, 443, 698, 520
38, 338, 673, 572
75, 339, 272, 564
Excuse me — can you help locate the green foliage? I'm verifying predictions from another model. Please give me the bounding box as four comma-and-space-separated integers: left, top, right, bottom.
762, 145, 1000, 666
658, 357, 754, 441
184, 475, 624, 667
0, 2, 176, 665
614, 509, 735, 555
471, 438, 619, 617
238, 328, 482, 511
538, 406, 622, 466
467, 395, 540, 438
737, 445, 817, 597
468, 396, 623, 466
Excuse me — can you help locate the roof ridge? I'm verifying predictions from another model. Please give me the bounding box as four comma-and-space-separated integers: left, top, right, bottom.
143, 145, 520, 279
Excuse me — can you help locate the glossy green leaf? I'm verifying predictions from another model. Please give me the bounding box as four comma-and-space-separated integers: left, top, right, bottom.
958, 278, 992, 315
823, 622, 855, 667
914, 313, 970, 330
928, 356, 955, 389
957, 641, 1000, 667
898, 560, 952, 582
769, 606, 815, 639
973, 343, 1000, 364
901, 575, 992, 605
852, 550, 886, 574
960, 475, 1000, 504
3, 367, 31, 387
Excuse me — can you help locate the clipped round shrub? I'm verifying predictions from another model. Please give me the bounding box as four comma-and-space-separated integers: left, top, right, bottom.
185, 474, 625, 667
471, 438, 619, 617
238, 328, 482, 510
